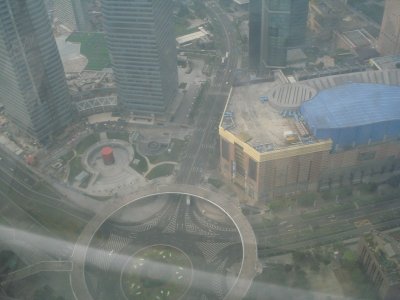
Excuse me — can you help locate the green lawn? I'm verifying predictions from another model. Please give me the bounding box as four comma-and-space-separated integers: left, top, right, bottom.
121, 245, 191, 299
75, 133, 100, 155
59, 150, 74, 163
84, 194, 112, 201
106, 131, 130, 141
207, 178, 223, 189
130, 145, 148, 174
146, 163, 175, 180
66, 32, 110, 70
68, 156, 84, 183
174, 22, 199, 37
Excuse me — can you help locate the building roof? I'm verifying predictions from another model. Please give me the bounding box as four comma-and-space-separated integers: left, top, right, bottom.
176, 31, 207, 45
341, 29, 374, 48
364, 231, 400, 284
233, 0, 250, 4
370, 55, 400, 70
221, 70, 400, 153
301, 83, 400, 129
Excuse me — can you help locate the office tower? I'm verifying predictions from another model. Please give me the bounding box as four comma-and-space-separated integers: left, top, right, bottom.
287, 0, 309, 46
101, 0, 178, 114
260, 0, 309, 68
249, 0, 262, 70
377, 0, 400, 55
53, 0, 88, 31
0, 0, 72, 143
54, 0, 78, 31
71, 0, 89, 31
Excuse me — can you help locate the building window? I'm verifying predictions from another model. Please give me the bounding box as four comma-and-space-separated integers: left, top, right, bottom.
358, 151, 376, 161
221, 139, 230, 161
248, 158, 257, 181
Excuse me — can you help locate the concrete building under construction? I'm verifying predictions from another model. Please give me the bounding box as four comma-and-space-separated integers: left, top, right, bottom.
219, 69, 400, 202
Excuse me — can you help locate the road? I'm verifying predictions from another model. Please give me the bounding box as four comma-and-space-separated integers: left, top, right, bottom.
254, 197, 400, 256
176, 0, 238, 185
70, 184, 259, 300
0, 148, 92, 223
0, 147, 94, 262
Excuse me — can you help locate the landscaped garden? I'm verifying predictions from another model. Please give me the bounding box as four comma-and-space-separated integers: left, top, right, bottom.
121, 245, 192, 299
145, 163, 175, 180
63, 131, 186, 186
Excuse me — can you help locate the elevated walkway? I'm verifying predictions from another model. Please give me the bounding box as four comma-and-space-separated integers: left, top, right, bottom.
1, 261, 72, 285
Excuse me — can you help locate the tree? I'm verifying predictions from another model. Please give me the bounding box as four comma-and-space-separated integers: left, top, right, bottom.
297, 192, 317, 207
341, 250, 358, 268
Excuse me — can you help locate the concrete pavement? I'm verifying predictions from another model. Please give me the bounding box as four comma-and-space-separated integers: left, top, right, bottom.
70, 184, 260, 300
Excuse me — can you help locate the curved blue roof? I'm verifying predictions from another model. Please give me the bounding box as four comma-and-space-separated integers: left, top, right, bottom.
300, 83, 400, 129
300, 83, 400, 147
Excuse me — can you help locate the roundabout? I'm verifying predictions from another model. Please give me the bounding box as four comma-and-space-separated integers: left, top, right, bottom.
70, 184, 260, 300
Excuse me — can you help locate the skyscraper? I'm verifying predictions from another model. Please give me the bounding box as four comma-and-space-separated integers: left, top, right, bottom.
0, 0, 72, 143
71, 0, 89, 31
377, 0, 400, 56
259, 0, 309, 68
101, 0, 178, 114
249, 0, 262, 70
287, 0, 309, 47
53, 0, 89, 32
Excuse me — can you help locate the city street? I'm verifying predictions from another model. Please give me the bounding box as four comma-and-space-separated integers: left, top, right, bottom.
177, 0, 239, 185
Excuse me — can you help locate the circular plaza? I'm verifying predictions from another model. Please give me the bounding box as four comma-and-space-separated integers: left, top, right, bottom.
70, 184, 259, 300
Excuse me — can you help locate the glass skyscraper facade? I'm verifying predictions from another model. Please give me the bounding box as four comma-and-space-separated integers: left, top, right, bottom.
0, 0, 72, 143
287, 0, 309, 47
101, 0, 178, 114
249, 0, 262, 70
253, 0, 308, 67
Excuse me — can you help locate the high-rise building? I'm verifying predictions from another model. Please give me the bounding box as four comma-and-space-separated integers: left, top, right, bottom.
101, 0, 178, 114
358, 232, 400, 300
0, 0, 72, 143
287, 0, 309, 46
259, 0, 309, 68
53, 0, 88, 32
71, 0, 89, 31
249, 0, 262, 70
377, 0, 400, 56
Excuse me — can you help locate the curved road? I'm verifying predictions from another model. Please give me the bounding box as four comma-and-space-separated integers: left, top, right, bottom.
70, 184, 260, 300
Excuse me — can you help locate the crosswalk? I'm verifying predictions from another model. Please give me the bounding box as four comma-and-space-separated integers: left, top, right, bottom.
163, 203, 180, 233
184, 211, 213, 236
196, 242, 234, 264
211, 258, 229, 300
87, 233, 131, 271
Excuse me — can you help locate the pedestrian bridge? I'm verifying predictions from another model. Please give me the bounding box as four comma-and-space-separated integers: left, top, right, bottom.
70, 184, 260, 300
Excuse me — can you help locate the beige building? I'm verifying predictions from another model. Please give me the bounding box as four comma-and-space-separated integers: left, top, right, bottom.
358, 232, 400, 300
378, 0, 400, 56
219, 70, 400, 202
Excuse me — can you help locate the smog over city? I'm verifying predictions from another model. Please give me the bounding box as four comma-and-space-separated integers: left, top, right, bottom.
0, 0, 400, 300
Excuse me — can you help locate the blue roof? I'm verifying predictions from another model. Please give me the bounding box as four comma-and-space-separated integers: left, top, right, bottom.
300, 83, 400, 129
